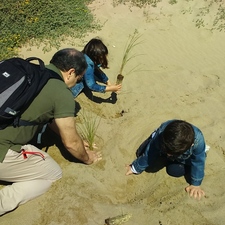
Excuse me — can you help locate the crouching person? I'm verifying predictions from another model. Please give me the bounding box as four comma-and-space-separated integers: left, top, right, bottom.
0, 48, 102, 216
126, 120, 208, 200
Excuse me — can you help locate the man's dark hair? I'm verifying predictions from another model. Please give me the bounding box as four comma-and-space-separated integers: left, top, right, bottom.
50, 48, 87, 76
82, 38, 108, 69
161, 120, 195, 156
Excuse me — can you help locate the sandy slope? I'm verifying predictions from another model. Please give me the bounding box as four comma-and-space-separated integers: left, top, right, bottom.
1, 0, 225, 224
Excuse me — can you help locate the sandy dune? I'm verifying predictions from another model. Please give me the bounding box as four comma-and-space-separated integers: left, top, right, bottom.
1, 0, 225, 224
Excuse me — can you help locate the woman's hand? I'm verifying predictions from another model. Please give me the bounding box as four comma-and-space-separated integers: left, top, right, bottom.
106, 84, 122, 92
106, 80, 112, 85
185, 185, 205, 200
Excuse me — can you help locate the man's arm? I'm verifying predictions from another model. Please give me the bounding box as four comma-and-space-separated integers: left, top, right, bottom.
53, 117, 101, 164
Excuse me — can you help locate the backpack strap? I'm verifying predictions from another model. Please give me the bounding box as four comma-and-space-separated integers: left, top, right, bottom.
26, 57, 45, 70
15, 118, 44, 127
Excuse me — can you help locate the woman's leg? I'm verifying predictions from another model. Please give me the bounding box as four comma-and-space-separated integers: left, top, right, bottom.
0, 144, 62, 215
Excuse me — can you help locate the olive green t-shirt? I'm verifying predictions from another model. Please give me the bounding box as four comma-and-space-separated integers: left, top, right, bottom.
0, 64, 75, 162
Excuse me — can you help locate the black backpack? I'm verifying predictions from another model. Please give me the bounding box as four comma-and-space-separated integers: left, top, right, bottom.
0, 57, 63, 130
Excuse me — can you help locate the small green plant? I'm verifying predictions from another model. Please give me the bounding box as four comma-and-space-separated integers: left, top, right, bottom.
119, 29, 143, 75
116, 29, 143, 84
77, 110, 101, 150
113, 0, 162, 8
169, 0, 177, 5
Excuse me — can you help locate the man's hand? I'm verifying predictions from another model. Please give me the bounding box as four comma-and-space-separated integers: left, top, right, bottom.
125, 164, 134, 176
185, 185, 205, 200
83, 141, 98, 151
83, 140, 89, 150
85, 150, 102, 165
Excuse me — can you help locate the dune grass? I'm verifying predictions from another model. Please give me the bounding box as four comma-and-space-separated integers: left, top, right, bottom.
116, 29, 144, 84
118, 29, 143, 76
77, 110, 101, 150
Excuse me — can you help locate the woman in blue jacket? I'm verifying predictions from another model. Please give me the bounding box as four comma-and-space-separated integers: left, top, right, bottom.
71, 38, 122, 98
126, 120, 209, 200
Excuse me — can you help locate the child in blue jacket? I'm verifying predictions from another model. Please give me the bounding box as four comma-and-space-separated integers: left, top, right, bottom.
71, 38, 121, 98
126, 120, 209, 200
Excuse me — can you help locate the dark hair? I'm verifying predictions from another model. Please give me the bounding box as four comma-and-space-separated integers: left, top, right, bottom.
82, 38, 108, 69
161, 120, 195, 156
50, 48, 87, 76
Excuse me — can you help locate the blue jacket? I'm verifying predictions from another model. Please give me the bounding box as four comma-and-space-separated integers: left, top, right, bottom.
70, 54, 108, 98
131, 120, 206, 186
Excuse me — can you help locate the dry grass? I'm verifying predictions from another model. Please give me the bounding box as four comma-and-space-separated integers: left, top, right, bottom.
118, 29, 143, 76
77, 110, 101, 150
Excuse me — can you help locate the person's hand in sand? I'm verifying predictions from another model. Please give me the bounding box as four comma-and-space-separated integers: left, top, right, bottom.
85, 149, 102, 164
125, 165, 133, 175
83, 140, 90, 149
83, 141, 98, 150
127, 120, 208, 200
185, 185, 205, 200
83, 141, 102, 164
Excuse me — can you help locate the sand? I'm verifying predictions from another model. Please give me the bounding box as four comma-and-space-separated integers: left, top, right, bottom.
1, 0, 225, 224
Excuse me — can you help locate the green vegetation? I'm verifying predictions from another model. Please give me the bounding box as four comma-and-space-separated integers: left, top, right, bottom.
113, 0, 162, 7
114, 0, 225, 31
168, 0, 177, 4
77, 110, 101, 150
0, 0, 100, 60
1, 0, 225, 60
182, 0, 225, 31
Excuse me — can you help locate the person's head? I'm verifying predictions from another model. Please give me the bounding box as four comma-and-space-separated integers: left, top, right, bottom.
50, 48, 87, 88
82, 38, 108, 69
161, 120, 195, 157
